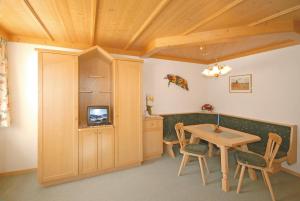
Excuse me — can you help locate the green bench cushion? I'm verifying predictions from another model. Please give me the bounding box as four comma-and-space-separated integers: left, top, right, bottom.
162, 113, 217, 142
163, 135, 179, 142
235, 150, 267, 167
183, 144, 208, 155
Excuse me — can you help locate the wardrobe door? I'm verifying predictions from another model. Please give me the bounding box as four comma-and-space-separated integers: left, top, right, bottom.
115, 59, 142, 167
79, 129, 98, 175
39, 52, 78, 183
98, 126, 115, 170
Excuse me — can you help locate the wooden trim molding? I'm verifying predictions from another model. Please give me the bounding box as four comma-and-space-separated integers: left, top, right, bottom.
0, 168, 36, 177
103, 46, 143, 57
23, 0, 54, 41
78, 46, 114, 61
249, 4, 300, 27
124, 0, 171, 49
10, 35, 90, 49
208, 40, 300, 64
281, 167, 300, 178
0, 27, 10, 39
143, 20, 300, 57
287, 125, 298, 164
182, 0, 245, 35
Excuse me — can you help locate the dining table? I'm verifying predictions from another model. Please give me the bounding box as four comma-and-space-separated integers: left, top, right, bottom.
183, 124, 261, 192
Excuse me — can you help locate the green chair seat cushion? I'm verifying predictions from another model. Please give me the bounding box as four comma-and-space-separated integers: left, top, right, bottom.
248, 144, 287, 159
235, 150, 267, 167
183, 144, 208, 155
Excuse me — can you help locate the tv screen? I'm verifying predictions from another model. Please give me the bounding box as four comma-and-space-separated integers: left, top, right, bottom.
87, 106, 110, 126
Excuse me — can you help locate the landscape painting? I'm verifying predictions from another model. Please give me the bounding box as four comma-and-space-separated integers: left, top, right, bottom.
229, 74, 252, 93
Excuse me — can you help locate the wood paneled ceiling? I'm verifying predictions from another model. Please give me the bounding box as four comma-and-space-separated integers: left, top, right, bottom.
0, 0, 300, 64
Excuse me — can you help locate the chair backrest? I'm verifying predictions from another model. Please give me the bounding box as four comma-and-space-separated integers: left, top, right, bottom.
264, 132, 282, 168
174, 123, 186, 149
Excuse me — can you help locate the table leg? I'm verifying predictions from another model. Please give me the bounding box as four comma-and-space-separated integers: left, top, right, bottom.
208, 143, 214, 158
240, 145, 257, 181
220, 146, 230, 192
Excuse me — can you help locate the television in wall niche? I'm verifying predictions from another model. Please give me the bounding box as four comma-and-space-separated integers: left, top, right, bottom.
87, 106, 110, 126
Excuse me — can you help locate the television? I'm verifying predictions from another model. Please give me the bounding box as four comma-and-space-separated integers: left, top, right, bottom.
87, 106, 110, 126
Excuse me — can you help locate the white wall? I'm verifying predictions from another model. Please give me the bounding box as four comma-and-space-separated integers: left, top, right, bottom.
143, 59, 207, 114
0, 42, 78, 173
204, 45, 300, 172
0, 43, 38, 172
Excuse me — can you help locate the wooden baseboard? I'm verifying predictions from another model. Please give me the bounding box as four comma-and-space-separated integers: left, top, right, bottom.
41, 162, 142, 187
143, 153, 162, 161
0, 168, 36, 177
281, 167, 300, 178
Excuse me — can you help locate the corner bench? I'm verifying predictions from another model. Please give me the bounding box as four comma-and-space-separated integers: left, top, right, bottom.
162, 113, 217, 158
161, 112, 297, 172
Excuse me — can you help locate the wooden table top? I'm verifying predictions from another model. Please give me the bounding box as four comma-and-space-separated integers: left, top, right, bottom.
184, 124, 261, 147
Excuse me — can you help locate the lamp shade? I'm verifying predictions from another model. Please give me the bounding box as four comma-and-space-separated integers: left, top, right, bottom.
202, 64, 231, 77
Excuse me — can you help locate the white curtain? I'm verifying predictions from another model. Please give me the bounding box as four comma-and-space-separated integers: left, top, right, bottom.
0, 38, 10, 127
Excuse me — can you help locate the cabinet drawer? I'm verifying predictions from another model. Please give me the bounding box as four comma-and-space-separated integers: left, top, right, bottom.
143, 131, 163, 157
144, 120, 162, 130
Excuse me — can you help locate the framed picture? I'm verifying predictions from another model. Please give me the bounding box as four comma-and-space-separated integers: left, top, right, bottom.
229, 74, 252, 93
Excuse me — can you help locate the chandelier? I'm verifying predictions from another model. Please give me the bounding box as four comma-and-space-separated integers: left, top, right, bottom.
202, 63, 232, 77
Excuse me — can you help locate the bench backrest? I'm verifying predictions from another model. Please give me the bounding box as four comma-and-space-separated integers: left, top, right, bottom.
162, 113, 217, 141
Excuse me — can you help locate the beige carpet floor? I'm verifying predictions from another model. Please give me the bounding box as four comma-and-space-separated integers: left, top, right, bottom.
1, 153, 300, 201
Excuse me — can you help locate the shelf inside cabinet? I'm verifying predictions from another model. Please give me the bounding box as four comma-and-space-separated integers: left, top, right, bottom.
79, 91, 112, 94
88, 75, 105, 78
79, 90, 93, 93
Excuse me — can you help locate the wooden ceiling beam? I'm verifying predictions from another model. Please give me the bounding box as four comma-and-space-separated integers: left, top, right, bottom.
23, 0, 54, 41
143, 20, 300, 57
207, 39, 299, 64
182, 0, 245, 35
248, 4, 300, 27
152, 54, 209, 64
90, 0, 99, 45
123, 0, 171, 49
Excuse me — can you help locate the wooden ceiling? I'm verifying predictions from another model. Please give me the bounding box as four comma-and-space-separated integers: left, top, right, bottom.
1, 0, 300, 64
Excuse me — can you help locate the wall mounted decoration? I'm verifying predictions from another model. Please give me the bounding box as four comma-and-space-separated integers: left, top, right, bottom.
229, 74, 252, 93
201, 104, 214, 112
164, 74, 189, 91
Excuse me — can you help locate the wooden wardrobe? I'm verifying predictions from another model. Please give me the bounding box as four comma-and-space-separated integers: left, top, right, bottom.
38, 46, 143, 185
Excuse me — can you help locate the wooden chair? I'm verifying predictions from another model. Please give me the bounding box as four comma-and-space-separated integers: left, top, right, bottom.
175, 123, 209, 185
235, 133, 282, 201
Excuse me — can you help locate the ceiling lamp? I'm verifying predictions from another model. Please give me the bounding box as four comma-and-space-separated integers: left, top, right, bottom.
202, 63, 232, 77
